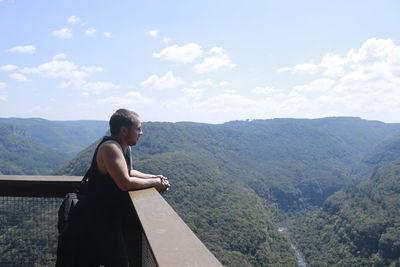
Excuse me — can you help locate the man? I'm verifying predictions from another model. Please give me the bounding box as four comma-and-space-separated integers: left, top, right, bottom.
97, 109, 169, 192
81, 109, 169, 266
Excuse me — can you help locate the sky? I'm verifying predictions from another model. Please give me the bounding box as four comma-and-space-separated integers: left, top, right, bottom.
1, 0, 399, 123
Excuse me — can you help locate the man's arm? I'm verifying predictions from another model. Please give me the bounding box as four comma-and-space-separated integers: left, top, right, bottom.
130, 169, 167, 180
99, 142, 168, 192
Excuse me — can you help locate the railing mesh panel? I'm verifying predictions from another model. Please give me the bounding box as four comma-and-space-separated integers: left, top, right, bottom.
142, 233, 157, 267
0, 196, 62, 267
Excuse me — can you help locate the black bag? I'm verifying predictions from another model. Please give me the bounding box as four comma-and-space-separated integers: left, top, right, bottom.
55, 170, 91, 267
57, 174, 90, 234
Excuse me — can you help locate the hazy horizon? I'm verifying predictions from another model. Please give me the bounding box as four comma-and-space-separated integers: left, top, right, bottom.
1, 115, 398, 125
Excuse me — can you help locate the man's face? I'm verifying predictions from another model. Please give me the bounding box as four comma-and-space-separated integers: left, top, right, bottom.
127, 118, 143, 146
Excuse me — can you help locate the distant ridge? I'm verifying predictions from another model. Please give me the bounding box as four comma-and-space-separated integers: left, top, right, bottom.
0, 117, 108, 156
0, 118, 108, 174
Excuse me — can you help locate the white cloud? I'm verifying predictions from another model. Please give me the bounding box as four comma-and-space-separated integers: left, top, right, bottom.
346, 38, 398, 65
182, 88, 204, 99
266, 38, 400, 122
220, 81, 231, 87
194, 47, 235, 73
320, 54, 346, 68
293, 63, 318, 74
85, 28, 96, 35
318, 54, 346, 77
53, 53, 67, 60
7, 45, 36, 53
22, 60, 88, 80
293, 79, 335, 95
141, 72, 184, 89
0, 82, 6, 88
0, 95, 8, 101
21, 58, 118, 95
125, 91, 157, 104
191, 79, 230, 88
278, 67, 291, 73
159, 39, 400, 123
222, 89, 236, 94
163, 37, 171, 43
209, 47, 224, 54
200, 94, 256, 109
1, 64, 18, 71
168, 94, 257, 117
104, 32, 111, 38
283, 38, 400, 79
61, 80, 119, 95
252, 86, 276, 94
102, 96, 135, 106
153, 43, 203, 63
192, 79, 215, 87
10, 73, 30, 82
148, 30, 159, 38
81, 66, 104, 73
103, 91, 156, 106
52, 28, 72, 39
311, 78, 336, 89
67, 15, 80, 24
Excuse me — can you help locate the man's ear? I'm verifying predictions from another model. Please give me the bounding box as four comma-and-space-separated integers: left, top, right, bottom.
121, 126, 128, 136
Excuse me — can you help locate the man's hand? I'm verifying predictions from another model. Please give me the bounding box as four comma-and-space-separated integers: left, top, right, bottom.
155, 177, 170, 192
154, 174, 168, 181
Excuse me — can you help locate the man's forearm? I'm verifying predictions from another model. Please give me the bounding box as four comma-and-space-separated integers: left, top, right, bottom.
130, 169, 156, 179
125, 176, 160, 191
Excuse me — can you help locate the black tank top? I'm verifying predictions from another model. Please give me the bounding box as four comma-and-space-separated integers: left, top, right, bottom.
86, 136, 131, 220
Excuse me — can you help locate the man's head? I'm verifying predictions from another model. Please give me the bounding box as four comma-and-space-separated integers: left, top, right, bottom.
109, 109, 142, 146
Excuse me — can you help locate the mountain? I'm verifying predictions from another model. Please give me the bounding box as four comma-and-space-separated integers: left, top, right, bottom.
57, 117, 400, 266
0, 123, 67, 174
3, 116, 400, 266
0, 118, 108, 174
0, 118, 108, 156
290, 139, 400, 266
362, 134, 400, 168
59, 118, 400, 211
57, 125, 297, 266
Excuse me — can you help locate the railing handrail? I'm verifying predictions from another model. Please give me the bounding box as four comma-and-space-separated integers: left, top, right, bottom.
130, 188, 223, 267
0, 175, 223, 267
0, 175, 81, 197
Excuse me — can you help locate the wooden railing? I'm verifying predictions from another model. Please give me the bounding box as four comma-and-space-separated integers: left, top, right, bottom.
0, 175, 223, 267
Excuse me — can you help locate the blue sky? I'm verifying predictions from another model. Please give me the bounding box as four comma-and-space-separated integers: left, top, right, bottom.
1, 0, 399, 123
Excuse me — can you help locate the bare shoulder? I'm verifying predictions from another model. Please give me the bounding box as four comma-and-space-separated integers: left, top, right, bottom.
97, 140, 123, 158
96, 140, 127, 175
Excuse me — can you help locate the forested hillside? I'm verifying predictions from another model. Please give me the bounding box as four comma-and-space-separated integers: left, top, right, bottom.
0, 118, 108, 174
58, 128, 297, 266
57, 117, 400, 266
2, 116, 400, 266
291, 159, 400, 266
60, 117, 400, 210
0, 123, 67, 174
362, 134, 400, 168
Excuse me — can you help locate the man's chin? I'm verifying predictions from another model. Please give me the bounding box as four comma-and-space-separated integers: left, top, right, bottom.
130, 141, 138, 146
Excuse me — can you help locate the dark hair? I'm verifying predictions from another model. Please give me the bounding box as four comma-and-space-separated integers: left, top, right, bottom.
109, 109, 139, 135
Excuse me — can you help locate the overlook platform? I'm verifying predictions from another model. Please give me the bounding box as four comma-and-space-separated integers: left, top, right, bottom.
0, 175, 222, 267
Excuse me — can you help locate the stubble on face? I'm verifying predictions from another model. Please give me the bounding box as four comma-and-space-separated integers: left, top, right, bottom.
129, 118, 142, 146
